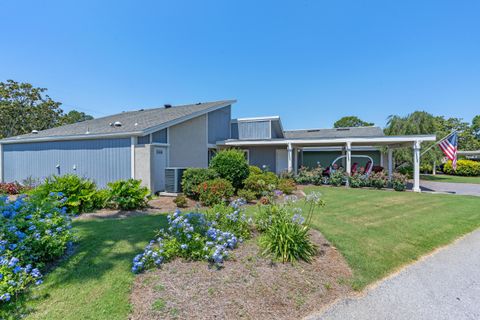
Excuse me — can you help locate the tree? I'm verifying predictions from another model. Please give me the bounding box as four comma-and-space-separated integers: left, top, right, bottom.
62, 110, 94, 125
473, 115, 480, 140
384, 111, 480, 167
334, 116, 374, 128
0, 80, 93, 138
0, 80, 63, 138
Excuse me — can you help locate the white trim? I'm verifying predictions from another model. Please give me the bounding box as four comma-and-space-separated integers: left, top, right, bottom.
0, 143, 3, 183
143, 102, 235, 135
219, 135, 436, 147
287, 143, 293, 173
236, 116, 280, 122
268, 120, 272, 139
413, 141, 421, 192
206, 113, 209, 166
207, 144, 217, 148
130, 137, 136, 179
302, 146, 380, 152
166, 127, 170, 167
151, 143, 170, 147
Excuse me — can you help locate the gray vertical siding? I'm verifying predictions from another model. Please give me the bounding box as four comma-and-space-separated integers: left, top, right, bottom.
230, 122, 239, 139
208, 106, 231, 143
244, 146, 279, 172
169, 114, 208, 168
3, 138, 131, 187
238, 121, 271, 140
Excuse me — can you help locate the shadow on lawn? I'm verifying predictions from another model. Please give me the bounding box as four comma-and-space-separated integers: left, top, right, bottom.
24, 214, 168, 316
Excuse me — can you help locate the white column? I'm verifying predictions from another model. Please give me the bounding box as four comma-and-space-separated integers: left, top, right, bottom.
387, 147, 393, 180
130, 137, 136, 179
293, 147, 298, 175
413, 140, 421, 192
346, 142, 352, 176
287, 143, 293, 173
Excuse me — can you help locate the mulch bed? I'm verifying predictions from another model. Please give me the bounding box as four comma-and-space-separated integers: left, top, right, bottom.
129, 230, 352, 320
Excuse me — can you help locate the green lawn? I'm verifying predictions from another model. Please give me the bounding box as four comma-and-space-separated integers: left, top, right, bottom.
301, 186, 480, 289
26, 214, 167, 320
25, 188, 480, 318
421, 174, 480, 184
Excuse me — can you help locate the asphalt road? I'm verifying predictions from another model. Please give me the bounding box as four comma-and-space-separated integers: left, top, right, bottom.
419, 180, 480, 196
308, 229, 480, 320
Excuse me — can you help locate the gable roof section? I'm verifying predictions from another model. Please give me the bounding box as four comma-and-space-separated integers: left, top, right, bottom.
1, 100, 235, 143
284, 126, 384, 139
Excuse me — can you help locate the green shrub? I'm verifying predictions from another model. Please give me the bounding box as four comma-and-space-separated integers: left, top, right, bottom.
277, 178, 296, 194
243, 172, 278, 197
329, 170, 346, 187
173, 195, 188, 208
295, 166, 323, 185
249, 165, 263, 175
209, 149, 249, 189
368, 171, 388, 189
106, 179, 150, 210
181, 168, 219, 200
196, 178, 234, 206
392, 172, 408, 191
30, 174, 101, 214
397, 165, 413, 178
349, 173, 367, 188
420, 163, 433, 174
443, 159, 480, 176
237, 189, 257, 202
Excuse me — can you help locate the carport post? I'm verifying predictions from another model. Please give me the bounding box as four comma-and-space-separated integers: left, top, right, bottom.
413, 140, 421, 192
345, 142, 352, 187
287, 143, 293, 173
387, 147, 393, 180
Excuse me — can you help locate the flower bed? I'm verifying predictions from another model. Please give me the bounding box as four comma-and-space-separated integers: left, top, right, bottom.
0, 193, 74, 316
132, 199, 251, 273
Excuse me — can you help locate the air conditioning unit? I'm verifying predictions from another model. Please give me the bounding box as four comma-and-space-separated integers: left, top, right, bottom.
165, 167, 186, 193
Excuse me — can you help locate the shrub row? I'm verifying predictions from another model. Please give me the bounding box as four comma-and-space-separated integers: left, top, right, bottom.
29, 175, 149, 214
443, 159, 480, 176
181, 150, 298, 207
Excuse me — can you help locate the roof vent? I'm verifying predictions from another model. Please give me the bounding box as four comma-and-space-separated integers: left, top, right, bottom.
336, 128, 350, 131
307, 129, 320, 133
196, 102, 202, 105
31, 130, 39, 134
164, 104, 172, 109
113, 121, 122, 127
139, 108, 144, 111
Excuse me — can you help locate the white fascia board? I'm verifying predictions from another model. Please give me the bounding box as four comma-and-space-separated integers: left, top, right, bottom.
303, 146, 380, 152
236, 116, 280, 122
143, 102, 235, 135
0, 131, 144, 144
219, 135, 436, 146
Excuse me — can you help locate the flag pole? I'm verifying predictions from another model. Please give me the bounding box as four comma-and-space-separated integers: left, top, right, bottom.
421, 130, 457, 157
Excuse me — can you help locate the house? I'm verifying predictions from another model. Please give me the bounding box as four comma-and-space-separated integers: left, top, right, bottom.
0, 100, 234, 192
0, 100, 436, 192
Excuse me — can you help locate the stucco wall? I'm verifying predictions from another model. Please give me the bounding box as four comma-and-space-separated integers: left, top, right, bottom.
168, 114, 208, 168
2, 138, 131, 187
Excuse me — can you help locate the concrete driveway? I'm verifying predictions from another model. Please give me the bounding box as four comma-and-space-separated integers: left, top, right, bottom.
307, 229, 480, 320
419, 180, 480, 196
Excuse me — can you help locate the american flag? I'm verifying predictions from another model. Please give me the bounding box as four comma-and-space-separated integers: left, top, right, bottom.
439, 132, 458, 170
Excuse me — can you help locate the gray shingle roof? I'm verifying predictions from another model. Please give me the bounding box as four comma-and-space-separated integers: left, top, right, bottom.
2, 100, 235, 141
284, 126, 384, 139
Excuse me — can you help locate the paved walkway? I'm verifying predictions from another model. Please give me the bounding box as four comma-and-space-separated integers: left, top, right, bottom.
419, 180, 480, 196
308, 229, 480, 320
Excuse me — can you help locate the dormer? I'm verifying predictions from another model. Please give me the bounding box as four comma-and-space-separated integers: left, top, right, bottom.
230, 116, 284, 140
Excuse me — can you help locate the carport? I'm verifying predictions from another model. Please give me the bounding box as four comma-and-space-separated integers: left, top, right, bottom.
220, 134, 437, 192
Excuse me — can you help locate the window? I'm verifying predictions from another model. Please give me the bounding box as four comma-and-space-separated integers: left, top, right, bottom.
208, 148, 217, 165
241, 149, 250, 164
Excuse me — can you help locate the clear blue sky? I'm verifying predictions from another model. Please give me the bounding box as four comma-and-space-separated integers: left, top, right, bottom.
1, 0, 479, 129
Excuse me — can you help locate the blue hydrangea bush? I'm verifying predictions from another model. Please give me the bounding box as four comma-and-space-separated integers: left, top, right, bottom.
132, 199, 252, 274
0, 193, 74, 313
